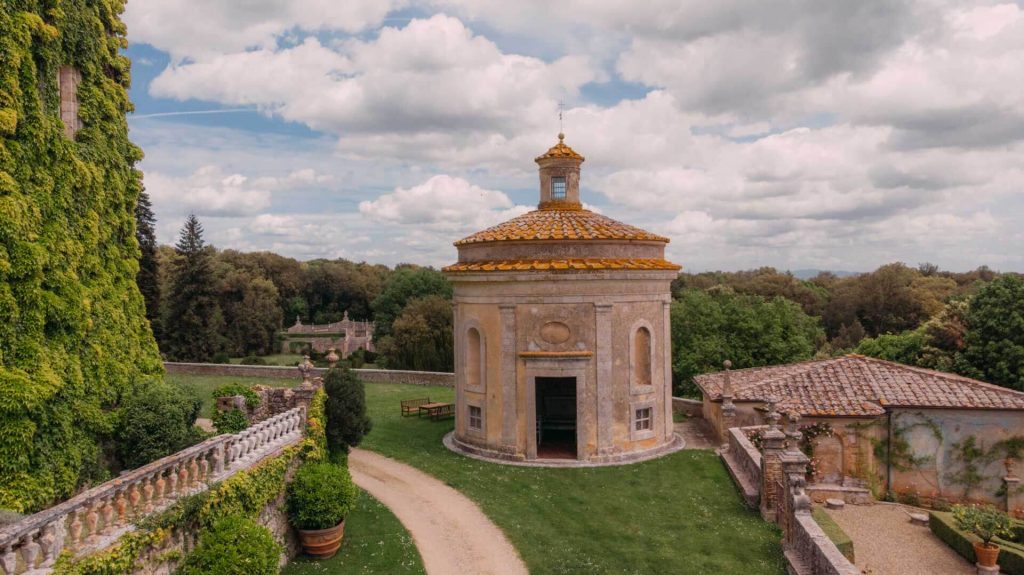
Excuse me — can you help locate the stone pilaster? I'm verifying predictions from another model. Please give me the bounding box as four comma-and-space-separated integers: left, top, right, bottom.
663, 300, 673, 441
595, 303, 614, 455
499, 304, 518, 450
760, 399, 787, 522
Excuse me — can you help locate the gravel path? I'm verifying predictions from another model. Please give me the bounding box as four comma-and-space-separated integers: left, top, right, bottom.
824, 503, 973, 575
348, 448, 528, 575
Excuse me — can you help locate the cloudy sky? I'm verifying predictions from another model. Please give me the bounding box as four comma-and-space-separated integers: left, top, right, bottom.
124, 0, 1024, 272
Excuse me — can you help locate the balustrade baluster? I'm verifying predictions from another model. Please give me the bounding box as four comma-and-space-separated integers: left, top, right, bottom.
0, 545, 15, 575
128, 484, 142, 519
142, 476, 155, 513
154, 470, 167, 508
198, 455, 209, 483
85, 500, 101, 542
188, 458, 200, 489
166, 465, 178, 498
115, 488, 128, 524
178, 462, 190, 494
102, 495, 116, 535
20, 531, 40, 570
39, 520, 60, 566
69, 508, 84, 549
212, 444, 225, 476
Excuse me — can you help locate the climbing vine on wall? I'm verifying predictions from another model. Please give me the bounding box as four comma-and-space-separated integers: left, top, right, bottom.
870, 412, 943, 472
0, 0, 162, 512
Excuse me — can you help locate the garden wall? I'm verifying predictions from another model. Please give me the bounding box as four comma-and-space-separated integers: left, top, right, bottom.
671, 397, 703, 418
888, 408, 1024, 511
164, 362, 455, 387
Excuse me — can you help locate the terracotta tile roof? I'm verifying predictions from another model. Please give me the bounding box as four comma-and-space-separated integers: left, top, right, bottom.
694, 355, 1024, 417
453, 208, 669, 245
442, 258, 681, 273
535, 134, 584, 162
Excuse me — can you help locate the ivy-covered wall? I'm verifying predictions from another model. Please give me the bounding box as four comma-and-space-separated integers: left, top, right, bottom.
0, 0, 161, 511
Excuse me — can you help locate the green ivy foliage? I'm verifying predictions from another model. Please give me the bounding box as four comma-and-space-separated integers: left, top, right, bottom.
212, 409, 249, 434
0, 0, 162, 512
115, 383, 204, 469
176, 514, 281, 575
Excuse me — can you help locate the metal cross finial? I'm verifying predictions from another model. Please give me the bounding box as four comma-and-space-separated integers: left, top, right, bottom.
558, 99, 564, 136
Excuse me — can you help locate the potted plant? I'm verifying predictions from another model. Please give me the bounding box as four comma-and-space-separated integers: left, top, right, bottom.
952, 503, 1013, 568
286, 461, 358, 558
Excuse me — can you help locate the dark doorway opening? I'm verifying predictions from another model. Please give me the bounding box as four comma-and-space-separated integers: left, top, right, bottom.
535, 377, 577, 459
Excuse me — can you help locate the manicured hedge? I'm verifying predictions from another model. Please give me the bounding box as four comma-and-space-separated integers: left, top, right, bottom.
811, 506, 855, 563
930, 511, 1024, 574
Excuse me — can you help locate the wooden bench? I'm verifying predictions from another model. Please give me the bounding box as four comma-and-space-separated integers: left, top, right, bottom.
401, 397, 431, 417
420, 402, 454, 421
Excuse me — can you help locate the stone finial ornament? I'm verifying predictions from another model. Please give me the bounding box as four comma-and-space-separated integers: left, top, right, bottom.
785, 412, 803, 454
325, 348, 340, 368
298, 354, 314, 386
766, 397, 782, 430
721, 359, 735, 417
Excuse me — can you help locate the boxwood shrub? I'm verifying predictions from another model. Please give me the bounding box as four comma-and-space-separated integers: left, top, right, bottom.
286, 461, 358, 530
177, 514, 281, 575
931, 511, 1024, 574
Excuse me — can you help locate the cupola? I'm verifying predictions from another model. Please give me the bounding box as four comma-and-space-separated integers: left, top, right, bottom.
535, 133, 584, 210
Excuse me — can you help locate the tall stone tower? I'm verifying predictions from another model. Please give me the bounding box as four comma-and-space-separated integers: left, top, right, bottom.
443, 135, 683, 465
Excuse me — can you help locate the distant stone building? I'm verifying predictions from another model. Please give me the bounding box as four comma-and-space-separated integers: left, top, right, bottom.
280, 311, 375, 356
698, 354, 1024, 509
443, 135, 683, 464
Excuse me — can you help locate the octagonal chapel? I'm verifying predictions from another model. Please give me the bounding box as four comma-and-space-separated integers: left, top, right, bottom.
443, 135, 684, 465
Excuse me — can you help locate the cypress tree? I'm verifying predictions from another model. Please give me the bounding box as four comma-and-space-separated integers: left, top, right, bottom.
135, 188, 161, 340
162, 215, 224, 361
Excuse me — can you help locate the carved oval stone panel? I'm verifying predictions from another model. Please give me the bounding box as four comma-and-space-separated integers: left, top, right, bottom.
539, 321, 571, 345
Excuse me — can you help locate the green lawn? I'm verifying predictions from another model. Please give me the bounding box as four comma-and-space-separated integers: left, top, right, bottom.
165, 373, 297, 418
282, 490, 425, 575
360, 383, 786, 575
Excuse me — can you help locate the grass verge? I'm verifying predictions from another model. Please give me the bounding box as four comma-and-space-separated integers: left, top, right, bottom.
813, 506, 855, 562
165, 373, 297, 418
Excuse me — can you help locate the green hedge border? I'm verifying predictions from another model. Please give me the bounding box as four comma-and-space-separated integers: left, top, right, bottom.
930, 511, 1024, 574
811, 506, 855, 563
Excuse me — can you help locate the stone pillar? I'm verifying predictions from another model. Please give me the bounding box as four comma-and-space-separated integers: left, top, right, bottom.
720, 360, 735, 447
1004, 457, 1022, 517
595, 303, 614, 455
499, 304, 518, 451
760, 399, 787, 522
662, 300, 673, 442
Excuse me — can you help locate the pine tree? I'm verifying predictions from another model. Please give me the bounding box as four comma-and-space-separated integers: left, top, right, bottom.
135, 188, 162, 340
162, 215, 224, 361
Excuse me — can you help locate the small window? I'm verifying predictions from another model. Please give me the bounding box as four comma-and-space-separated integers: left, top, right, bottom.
551, 176, 567, 199
468, 405, 482, 430
634, 407, 652, 432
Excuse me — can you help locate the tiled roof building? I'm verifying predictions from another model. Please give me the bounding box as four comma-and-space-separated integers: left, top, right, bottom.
696, 354, 1024, 417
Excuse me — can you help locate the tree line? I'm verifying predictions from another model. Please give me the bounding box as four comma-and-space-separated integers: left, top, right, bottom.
138, 211, 453, 371
141, 210, 1023, 396
670, 264, 1024, 395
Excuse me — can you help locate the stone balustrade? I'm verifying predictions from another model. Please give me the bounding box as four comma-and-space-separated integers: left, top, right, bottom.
0, 407, 305, 575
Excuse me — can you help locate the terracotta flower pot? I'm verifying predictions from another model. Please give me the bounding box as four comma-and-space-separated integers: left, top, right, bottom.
974, 541, 1000, 567
298, 520, 345, 558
